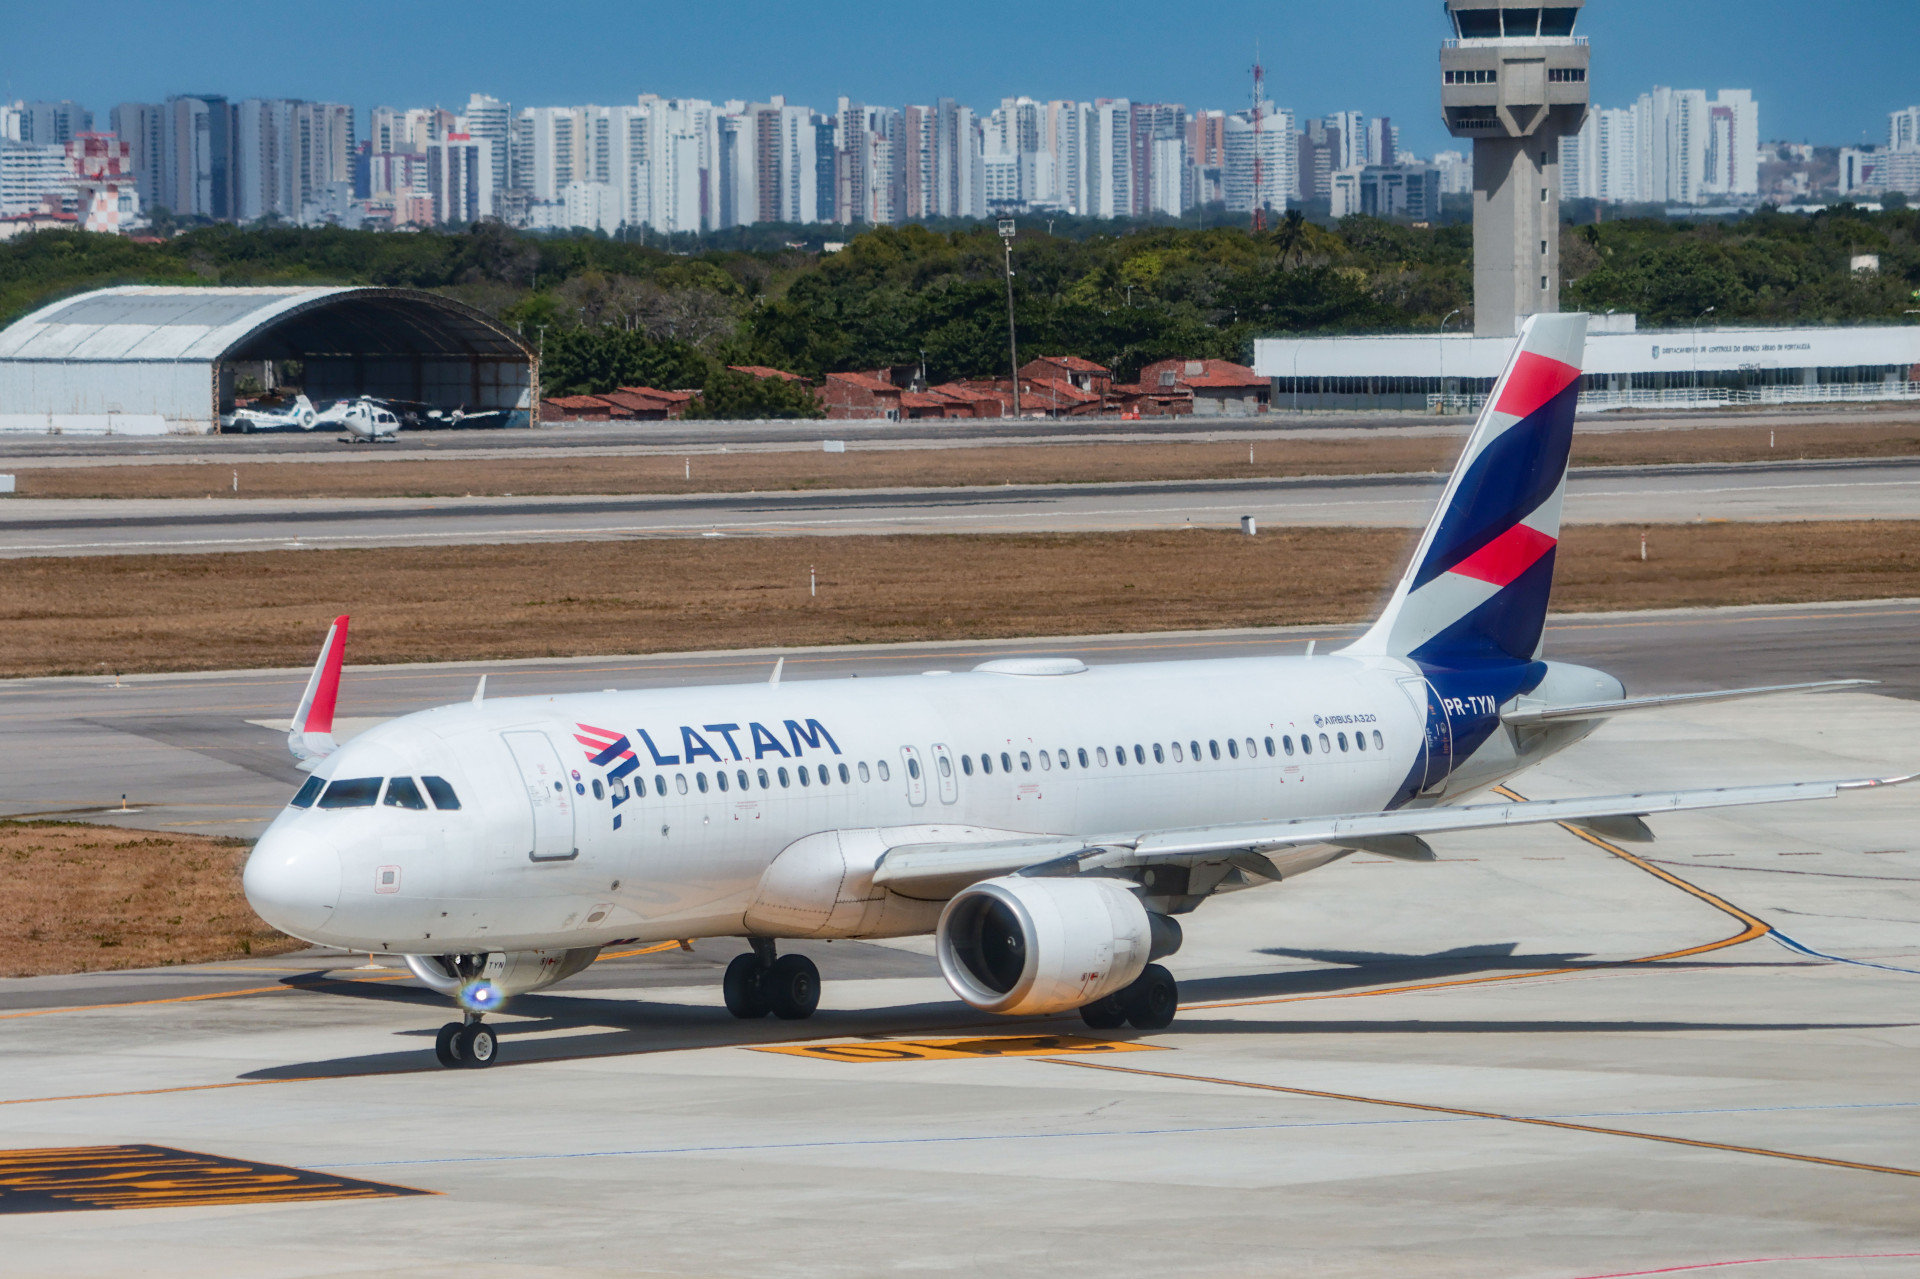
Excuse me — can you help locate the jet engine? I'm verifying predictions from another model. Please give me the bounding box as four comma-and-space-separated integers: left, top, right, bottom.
404, 947, 600, 1011
936, 876, 1178, 1016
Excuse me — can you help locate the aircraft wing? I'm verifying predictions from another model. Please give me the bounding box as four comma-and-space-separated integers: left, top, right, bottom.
871, 771, 1916, 894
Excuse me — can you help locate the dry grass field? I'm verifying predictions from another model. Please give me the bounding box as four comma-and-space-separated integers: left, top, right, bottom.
10, 421, 1920, 501
0, 821, 302, 976
2, 521, 1915, 678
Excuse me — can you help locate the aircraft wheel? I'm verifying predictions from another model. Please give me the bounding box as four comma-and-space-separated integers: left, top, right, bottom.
765, 954, 820, 1021
1078, 994, 1129, 1031
434, 1021, 464, 1067
723, 953, 769, 1019
1121, 964, 1178, 1031
459, 1022, 499, 1067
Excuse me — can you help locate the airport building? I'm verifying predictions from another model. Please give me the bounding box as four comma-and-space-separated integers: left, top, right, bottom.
1253, 320, 1920, 413
0, 285, 534, 434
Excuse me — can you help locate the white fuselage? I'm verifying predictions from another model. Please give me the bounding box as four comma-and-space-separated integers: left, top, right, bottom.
246, 652, 1606, 956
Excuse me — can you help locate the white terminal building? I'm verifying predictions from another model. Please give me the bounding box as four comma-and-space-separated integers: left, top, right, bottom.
1253, 318, 1920, 413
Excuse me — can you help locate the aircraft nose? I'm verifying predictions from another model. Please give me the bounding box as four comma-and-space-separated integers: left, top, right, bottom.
244, 828, 343, 940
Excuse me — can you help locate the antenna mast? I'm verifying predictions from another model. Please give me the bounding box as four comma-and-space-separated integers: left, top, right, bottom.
1251, 52, 1267, 232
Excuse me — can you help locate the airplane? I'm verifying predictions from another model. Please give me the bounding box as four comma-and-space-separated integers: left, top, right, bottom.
223, 393, 317, 433
243, 313, 1910, 1069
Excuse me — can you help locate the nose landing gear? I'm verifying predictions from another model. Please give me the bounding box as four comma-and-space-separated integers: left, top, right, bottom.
434, 1015, 500, 1068
724, 939, 820, 1021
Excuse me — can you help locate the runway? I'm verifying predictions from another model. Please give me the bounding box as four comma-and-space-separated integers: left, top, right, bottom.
3, 457, 1917, 556
2, 656, 1917, 1274
2, 598, 1913, 842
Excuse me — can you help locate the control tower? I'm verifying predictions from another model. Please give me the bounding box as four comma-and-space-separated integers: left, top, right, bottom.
1440, 1, 1590, 336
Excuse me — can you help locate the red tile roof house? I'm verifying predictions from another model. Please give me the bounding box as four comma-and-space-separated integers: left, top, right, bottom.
539, 394, 620, 421
605, 386, 694, 419
820, 371, 905, 419
1019, 356, 1113, 397
1016, 375, 1107, 416
1136, 359, 1270, 416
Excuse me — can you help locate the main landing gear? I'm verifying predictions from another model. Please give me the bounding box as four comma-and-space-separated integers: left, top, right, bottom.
434, 1015, 500, 1068
1078, 963, 1179, 1032
724, 938, 821, 1021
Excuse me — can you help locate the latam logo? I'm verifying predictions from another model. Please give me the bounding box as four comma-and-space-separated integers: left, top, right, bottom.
575, 719, 841, 776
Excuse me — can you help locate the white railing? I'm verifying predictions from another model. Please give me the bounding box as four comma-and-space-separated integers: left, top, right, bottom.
1426, 381, 1920, 415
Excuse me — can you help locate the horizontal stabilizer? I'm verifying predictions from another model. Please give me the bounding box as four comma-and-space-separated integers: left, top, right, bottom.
1501, 679, 1874, 727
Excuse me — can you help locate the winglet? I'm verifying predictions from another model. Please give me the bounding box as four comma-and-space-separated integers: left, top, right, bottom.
473, 674, 487, 705
769, 657, 784, 688
288, 615, 348, 763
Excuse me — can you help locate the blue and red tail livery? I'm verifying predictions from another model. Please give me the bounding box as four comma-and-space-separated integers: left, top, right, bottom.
1348, 313, 1587, 668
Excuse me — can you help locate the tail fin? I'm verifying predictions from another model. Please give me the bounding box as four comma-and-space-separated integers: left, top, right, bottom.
1346, 313, 1586, 667
289, 614, 349, 765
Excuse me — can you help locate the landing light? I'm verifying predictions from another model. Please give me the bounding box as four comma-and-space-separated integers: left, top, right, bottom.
458, 979, 502, 1013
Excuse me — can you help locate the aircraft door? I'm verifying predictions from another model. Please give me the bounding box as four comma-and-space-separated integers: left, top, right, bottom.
930, 744, 958, 804
1396, 678, 1454, 795
899, 745, 927, 806
502, 731, 578, 861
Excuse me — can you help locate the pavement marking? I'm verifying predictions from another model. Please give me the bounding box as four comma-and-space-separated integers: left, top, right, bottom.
1565, 1251, 1920, 1277
1040, 1057, 1920, 1181
750, 1034, 1164, 1062
0, 1144, 432, 1213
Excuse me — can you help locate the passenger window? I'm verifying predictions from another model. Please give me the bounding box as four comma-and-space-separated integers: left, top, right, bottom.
1096, 747, 1109, 766
696, 772, 709, 793
1354, 732, 1366, 752
318, 777, 381, 808
1264, 736, 1275, 756
737, 769, 750, 790
878, 759, 891, 781
1133, 745, 1145, 764
1172, 742, 1184, 762
716, 771, 730, 791
1039, 751, 1051, 771
669, 774, 685, 794
290, 775, 325, 808
1301, 735, 1312, 755
1246, 738, 1257, 757
838, 763, 850, 783
1373, 730, 1384, 750
997, 751, 1009, 773
654, 775, 667, 796
1153, 743, 1164, 763
907, 757, 920, 780
1113, 745, 1126, 766
591, 778, 606, 799
758, 768, 771, 789
962, 755, 974, 776
779, 767, 792, 787
1077, 748, 1089, 768
1337, 733, 1348, 752
858, 761, 871, 782
798, 766, 810, 787
818, 764, 830, 785
1190, 740, 1201, 760
1283, 735, 1295, 756
981, 754, 992, 775
1020, 751, 1031, 771
1228, 739, 1240, 759
1209, 740, 1220, 760
1319, 733, 1331, 752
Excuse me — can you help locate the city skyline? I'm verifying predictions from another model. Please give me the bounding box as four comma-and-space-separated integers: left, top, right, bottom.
2, 0, 1911, 160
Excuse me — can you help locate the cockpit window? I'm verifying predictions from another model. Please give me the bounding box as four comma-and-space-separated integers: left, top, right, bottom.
289, 775, 324, 808
317, 777, 382, 808
421, 776, 461, 810
383, 777, 428, 810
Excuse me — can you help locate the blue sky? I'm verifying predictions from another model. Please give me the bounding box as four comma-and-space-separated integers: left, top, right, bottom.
3, 0, 1910, 156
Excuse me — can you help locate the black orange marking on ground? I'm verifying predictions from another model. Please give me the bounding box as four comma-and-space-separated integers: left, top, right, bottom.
0, 1144, 433, 1213
1187, 786, 1773, 1013
1040, 1058, 1920, 1181
752, 1034, 1165, 1062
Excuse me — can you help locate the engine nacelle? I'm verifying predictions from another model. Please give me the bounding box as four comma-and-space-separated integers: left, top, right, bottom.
405, 947, 600, 1010
936, 876, 1155, 1016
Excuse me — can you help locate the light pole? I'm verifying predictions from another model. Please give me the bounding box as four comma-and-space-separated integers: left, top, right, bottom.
998, 217, 1021, 418
1440, 308, 1461, 331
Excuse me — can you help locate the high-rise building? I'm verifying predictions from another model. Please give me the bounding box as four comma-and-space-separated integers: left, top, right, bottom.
1366, 117, 1401, 167
1189, 109, 1226, 206
1297, 118, 1339, 201
1893, 107, 1920, 153
1441, 0, 1589, 335
1045, 100, 1085, 214
15, 101, 93, 146
0, 140, 74, 215
1223, 104, 1295, 217
459, 95, 511, 201
1089, 99, 1132, 219
1433, 149, 1472, 196
161, 94, 233, 220
1325, 111, 1364, 170
426, 134, 493, 224
1131, 103, 1185, 218
109, 102, 164, 210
